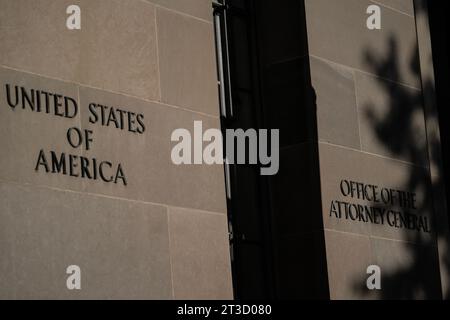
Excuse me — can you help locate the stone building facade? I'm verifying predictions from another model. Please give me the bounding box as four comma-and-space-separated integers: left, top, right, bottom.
1, 0, 450, 300
0, 0, 232, 299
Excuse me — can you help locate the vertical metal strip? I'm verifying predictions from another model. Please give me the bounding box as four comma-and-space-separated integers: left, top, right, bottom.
214, 12, 228, 118
224, 158, 232, 200
223, 8, 234, 117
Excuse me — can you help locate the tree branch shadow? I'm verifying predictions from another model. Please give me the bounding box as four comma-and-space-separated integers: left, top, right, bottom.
350, 5, 449, 299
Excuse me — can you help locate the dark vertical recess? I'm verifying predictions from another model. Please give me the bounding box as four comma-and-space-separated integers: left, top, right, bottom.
428, 1, 450, 237
214, 0, 329, 299
215, 0, 276, 299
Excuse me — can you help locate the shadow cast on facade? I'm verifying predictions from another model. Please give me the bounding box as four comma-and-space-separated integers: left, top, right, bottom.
349, 13, 449, 298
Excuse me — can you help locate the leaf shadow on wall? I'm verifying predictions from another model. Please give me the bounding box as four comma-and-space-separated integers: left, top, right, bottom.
349, 7, 450, 299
